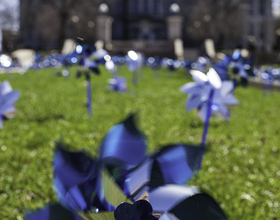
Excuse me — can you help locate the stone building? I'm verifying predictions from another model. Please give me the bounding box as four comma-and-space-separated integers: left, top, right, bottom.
96, 0, 187, 57
19, 0, 275, 57
244, 0, 274, 52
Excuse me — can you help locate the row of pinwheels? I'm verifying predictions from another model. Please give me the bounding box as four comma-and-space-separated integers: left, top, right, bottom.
1, 43, 243, 220
0, 50, 240, 219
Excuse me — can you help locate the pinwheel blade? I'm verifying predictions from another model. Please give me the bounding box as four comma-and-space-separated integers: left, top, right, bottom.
26, 203, 83, 220
0, 81, 13, 95
213, 63, 228, 75
91, 49, 108, 60
100, 168, 133, 207
105, 60, 115, 73
197, 102, 208, 122
179, 82, 201, 94
190, 70, 208, 84
148, 185, 200, 213
214, 104, 229, 120
221, 95, 239, 106
1, 90, 20, 105
219, 81, 234, 97
186, 94, 202, 111
169, 193, 228, 220
151, 144, 204, 185
79, 211, 114, 220
207, 68, 222, 89
159, 213, 179, 220
1, 106, 17, 118
64, 185, 90, 211
53, 146, 97, 211
125, 159, 154, 200
99, 114, 148, 166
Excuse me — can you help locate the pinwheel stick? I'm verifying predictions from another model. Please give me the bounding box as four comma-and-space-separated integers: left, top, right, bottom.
201, 88, 215, 146
86, 80, 92, 115
132, 71, 138, 86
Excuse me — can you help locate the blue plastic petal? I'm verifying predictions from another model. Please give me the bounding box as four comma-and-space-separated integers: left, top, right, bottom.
53, 146, 97, 211
169, 193, 228, 220
99, 115, 148, 166
151, 144, 204, 185
213, 63, 228, 75
65, 185, 89, 211
222, 54, 232, 66
109, 75, 127, 92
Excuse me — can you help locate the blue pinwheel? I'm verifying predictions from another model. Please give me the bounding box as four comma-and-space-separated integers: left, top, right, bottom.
0, 81, 20, 128
76, 44, 103, 115
180, 68, 239, 146
26, 115, 216, 220
126, 51, 143, 86
107, 75, 128, 93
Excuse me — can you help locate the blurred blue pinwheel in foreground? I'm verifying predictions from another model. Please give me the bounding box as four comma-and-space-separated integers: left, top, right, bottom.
0, 81, 20, 128
180, 68, 239, 122
26, 115, 227, 219
107, 75, 128, 93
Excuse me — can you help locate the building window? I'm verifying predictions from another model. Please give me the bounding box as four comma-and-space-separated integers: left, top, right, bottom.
132, 0, 138, 14
249, 23, 254, 36
249, 0, 254, 16
259, 1, 265, 15
153, 0, 160, 14
112, 21, 123, 40
116, 1, 123, 14
144, 0, 148, 14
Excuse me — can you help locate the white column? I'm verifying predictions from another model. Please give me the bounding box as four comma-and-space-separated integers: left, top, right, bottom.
96, 15, 113, 43
166, 15, 183, 40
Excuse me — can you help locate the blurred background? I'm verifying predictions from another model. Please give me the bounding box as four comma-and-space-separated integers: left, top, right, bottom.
1, 0, 280, 63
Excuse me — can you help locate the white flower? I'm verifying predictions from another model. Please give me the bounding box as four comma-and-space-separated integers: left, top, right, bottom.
180, 68, 239, 121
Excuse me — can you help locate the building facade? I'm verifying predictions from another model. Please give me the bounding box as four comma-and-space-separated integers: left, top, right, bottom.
244, 0, 274, 52
19, 0, 274, 57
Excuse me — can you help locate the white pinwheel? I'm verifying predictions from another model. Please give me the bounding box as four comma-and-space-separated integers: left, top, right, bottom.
0, 81, 20, 128
180, 68, 239, 122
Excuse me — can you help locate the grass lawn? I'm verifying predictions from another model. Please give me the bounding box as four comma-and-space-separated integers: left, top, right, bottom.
0, 65, 279, 219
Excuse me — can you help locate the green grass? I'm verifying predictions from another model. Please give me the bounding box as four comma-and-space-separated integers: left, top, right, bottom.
0, 65, 279, 219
